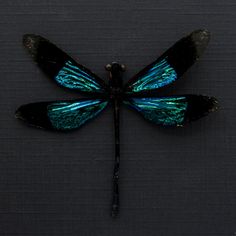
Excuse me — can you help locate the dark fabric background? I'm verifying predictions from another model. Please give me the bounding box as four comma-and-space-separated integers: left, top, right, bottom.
0, 0, 235, 235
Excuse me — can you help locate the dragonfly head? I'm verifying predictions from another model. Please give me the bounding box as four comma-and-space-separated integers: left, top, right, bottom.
105, 62, 126, 73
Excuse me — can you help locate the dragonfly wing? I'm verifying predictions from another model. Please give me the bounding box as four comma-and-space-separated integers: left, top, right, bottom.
124, 95, 218, 126
15, 99, 108, 131
124, 29, 210, 94
23, 34, 107, 94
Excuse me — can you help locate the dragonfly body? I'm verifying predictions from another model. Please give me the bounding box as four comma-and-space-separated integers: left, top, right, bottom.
16, 30, 218, 217
105, 62, 125, 216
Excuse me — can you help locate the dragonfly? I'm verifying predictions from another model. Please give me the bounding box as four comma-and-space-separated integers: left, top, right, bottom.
15, 29, 218, 217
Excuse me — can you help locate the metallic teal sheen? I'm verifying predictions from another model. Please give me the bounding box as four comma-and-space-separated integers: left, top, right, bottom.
129, 58, 177, 93
55, 61, 104, 92
47, 99, 108, 130
125, 97, 188, 126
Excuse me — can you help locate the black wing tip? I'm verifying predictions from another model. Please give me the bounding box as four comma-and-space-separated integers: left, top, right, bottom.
186, 95, 219, 122
207, 96, 219, 112
23, 34, 47, 57
191, 29, 210, 36
23, 34, 45, 43
15, 107, 24, 120
189, 29, 211, 58
23, 34, 38, 46
190, 29, 211, 42
15, 103, 53, 129
15, 104, 35, 122
23, 34, 39, 56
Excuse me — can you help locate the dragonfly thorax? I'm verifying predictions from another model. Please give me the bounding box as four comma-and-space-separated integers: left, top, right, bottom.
106, 62, 126, 98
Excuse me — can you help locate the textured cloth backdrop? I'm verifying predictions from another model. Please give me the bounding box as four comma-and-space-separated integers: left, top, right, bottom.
0, 0, 235, 235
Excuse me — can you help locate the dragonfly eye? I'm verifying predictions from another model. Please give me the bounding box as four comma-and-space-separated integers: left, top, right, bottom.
121, 64, 126, 71
105, 64, 112, 71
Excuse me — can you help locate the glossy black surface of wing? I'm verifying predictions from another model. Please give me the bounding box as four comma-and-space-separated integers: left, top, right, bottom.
15, 99, 108, 131
124, 29, 210, 95
23, 34, 108, 94
124, 95, 218, 126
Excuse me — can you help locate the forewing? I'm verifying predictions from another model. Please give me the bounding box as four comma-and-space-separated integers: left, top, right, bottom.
125, 29, 210, 94
15, 99, 108, 131
125, 95, 218, 126
23, 34, 107, 94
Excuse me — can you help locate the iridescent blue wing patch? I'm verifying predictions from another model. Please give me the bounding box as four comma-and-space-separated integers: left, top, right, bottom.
124, 95, 218, 126
15, 99, 108, 131
124, 29, 210, 94
23, 34, 107, 94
